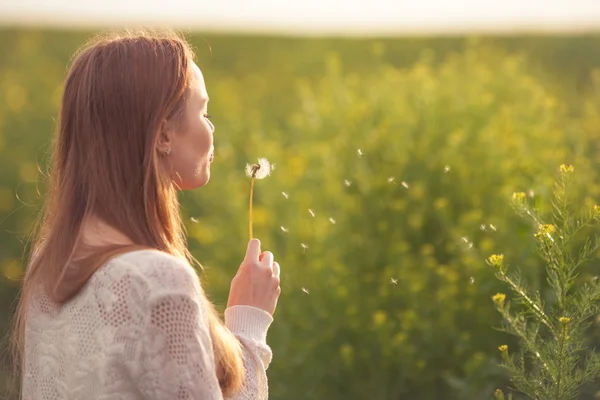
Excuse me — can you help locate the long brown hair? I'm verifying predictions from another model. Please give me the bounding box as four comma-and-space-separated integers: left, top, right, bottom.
11, 29, 243, 395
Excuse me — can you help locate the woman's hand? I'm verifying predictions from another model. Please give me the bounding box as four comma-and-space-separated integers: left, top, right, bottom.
227, 238, 281, 316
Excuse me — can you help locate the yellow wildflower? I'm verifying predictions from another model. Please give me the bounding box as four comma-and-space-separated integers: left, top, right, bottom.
492, 293, 506, 306
487, 254, 504, 269
559, 164, 574, 175
559, 316, 571, 324
534, 224, 556, 239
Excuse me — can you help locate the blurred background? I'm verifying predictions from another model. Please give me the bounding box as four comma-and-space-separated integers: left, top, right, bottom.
2, 1, 600, 399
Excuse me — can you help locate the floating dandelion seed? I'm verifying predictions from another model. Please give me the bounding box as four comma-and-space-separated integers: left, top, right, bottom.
461, 236, 469, 243
282, 192, 289, 199
401, 181, 409, 189
301, 287, 310, 294
387, 177, 396, 184
480, 224, 487, 231
390, 278, 398, 285
280, 226, 288, 233
528, 190, 535, 198
246, 157, 274, 240
469, 276, 476, 285
468, 242, 474, 249
344, 179, 352, 187
444, 165, 451, 173
329, 217, 336, 224
308, 209, 315, 218
190, 217, 199, 223
489, 224, 497, 232
300, 243, 309, 253
357, 149, 363, 157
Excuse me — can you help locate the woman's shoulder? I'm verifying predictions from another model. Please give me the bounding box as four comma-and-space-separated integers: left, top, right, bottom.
99, 249, 202, 297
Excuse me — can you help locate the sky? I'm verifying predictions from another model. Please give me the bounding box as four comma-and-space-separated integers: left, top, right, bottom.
1, 0, 600, 35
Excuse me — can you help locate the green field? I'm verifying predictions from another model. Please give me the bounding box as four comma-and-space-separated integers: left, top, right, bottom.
2, 28, 600, 399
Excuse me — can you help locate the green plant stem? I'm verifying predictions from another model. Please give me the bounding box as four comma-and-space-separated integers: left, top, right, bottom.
249, 177, 255, 240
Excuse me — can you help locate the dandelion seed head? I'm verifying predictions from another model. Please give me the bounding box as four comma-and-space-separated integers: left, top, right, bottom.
401, 181, 409, 189
282, 192, 289, 199
329, 217, 336, 224
308, 209, 315, 218
245, 157, 273, 179
344, 179, 352, 187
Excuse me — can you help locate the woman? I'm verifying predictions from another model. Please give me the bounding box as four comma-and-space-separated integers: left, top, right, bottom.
11, 30, 281, 399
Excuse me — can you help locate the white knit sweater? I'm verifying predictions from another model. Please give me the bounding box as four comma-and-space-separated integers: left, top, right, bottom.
22, 250, 273, 400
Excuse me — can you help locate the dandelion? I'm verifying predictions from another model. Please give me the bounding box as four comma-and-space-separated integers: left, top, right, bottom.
444, 165, 451, 173
344, 179, 352, 187
487, 254, 504, 269
308, 209, 315, 218
559, 164, 574, 175
492, 293, 506, 306
246, 157, 273, 240
190, 217, 199, 223
301, 287, 310, 294
329, 217, 336, 224
357, 148, 363, 157
280, 226, 288, 233
282, 191, 289, 199
390, 278, 398, 285
401, 181, 409, 189
387, 177, 396, 184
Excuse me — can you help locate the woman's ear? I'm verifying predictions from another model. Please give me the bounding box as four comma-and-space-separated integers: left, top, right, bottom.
157, 119, 175, 152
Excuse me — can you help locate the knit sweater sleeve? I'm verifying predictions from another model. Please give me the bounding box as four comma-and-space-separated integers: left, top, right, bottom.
133, 253, 273, 400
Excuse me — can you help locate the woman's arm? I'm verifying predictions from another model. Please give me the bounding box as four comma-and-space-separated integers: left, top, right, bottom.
224, 306, 274, 400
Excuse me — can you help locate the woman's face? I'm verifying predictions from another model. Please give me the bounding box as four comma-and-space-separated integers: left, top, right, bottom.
164, 62, 215, 190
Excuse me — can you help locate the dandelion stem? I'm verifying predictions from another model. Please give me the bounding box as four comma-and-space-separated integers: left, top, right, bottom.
249, 177, 255, 240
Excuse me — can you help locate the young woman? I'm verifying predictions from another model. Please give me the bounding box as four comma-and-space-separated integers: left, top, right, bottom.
12, 30, 281, 399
